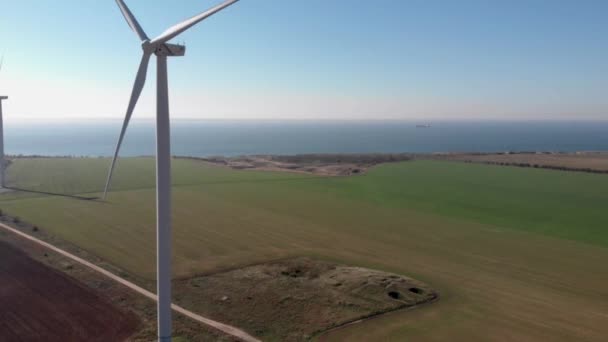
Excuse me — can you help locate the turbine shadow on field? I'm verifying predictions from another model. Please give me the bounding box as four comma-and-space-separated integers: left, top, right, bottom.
98, 176, 327, 197
6, 187, 99, 201
192, 175, 327, 186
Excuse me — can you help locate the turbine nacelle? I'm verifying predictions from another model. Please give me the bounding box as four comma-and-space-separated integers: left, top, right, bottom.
141, 41, 185, 57
155, 43, 186, 57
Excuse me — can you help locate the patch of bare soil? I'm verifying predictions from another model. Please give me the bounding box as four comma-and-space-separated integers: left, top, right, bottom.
182, 154, 413, 176
0, 240, 139, 342
0, 217, 238, 342
174, 258, 437, 341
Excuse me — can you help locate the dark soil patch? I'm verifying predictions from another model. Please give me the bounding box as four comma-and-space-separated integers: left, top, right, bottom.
388, 291, 401, 299
409, 287, 423, 294
174, 257, 437, 341
0, 241, 140, 342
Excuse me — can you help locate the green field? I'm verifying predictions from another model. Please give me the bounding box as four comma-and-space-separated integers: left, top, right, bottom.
2, 158, 608, 341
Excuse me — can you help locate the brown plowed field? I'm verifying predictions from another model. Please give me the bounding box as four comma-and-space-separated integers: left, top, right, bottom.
0, 241, 139, 342
436, 152, 608, 172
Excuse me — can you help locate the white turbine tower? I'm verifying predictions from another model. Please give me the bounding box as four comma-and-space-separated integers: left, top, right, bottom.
104, 1, 240, 341
0, 54, 8, 188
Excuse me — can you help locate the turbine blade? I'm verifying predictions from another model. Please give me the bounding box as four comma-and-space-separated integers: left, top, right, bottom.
103, 52, 151, 199
150, 0, 239, 45
115, 0, 149, 41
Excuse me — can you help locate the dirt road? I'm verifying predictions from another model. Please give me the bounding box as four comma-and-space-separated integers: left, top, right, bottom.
0, 222, 260, 342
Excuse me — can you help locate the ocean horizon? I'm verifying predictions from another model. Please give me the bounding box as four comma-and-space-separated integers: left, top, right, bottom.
5, 119, 608, 157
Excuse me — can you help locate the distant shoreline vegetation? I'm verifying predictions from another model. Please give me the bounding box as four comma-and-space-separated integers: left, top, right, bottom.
8, 151, 608, 159
7, 151, 608, 176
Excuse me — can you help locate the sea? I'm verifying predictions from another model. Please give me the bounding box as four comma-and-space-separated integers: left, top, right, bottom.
5, 120, 608, 157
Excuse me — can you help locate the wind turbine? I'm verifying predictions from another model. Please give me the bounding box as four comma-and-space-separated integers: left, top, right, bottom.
0, 54, 8, 188
104, 1, 240, 341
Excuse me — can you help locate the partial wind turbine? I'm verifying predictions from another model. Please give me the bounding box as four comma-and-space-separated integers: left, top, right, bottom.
104, 1, 239, 341
0, 54, 8, 188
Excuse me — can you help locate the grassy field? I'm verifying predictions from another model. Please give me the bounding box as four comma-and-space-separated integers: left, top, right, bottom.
2, 158, 608, 341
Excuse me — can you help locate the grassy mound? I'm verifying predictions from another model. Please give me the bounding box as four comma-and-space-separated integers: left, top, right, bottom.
174, 258, 437, 341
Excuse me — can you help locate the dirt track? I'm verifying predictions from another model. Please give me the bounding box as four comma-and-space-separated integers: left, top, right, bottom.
0, 240, 139, 342
0, 222, 260, 342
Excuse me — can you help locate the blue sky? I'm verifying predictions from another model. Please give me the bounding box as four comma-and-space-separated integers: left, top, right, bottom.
0, 0, 607, 121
